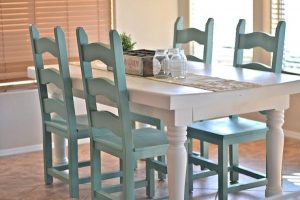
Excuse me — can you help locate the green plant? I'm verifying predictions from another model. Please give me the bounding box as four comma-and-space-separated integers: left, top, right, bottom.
120, 32, 136, 51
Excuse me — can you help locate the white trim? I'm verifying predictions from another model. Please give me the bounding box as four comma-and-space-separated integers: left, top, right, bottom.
78, 138, 90, 144
0, 139, 90, 157
284, 130, 300, 140
0, 144, 43, 157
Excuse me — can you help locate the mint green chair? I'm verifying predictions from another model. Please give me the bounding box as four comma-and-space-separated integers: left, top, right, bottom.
29, 25, 91, 198
76, 28, 168, 200
174, 16, 214, 168
29, 25, 123, 198
173, 16, 214, 64
186, 19, 286, 200
234, 19, 285, 73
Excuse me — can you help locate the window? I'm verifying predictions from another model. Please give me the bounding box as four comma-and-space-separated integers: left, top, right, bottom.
190, 0, 253, 66
0, 0, 112, 83
272, 0, 300, 74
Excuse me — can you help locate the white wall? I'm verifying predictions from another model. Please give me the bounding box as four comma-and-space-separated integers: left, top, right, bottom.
114, 0, 178, 50
0, 89, 87, 156
0, 90, 42, 155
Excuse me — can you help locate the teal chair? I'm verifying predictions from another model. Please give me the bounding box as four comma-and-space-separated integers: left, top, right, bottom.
173, 16, 214, 64
29, 25, 91, 198
174, 16, 214, 169
234, 19, 285, 73
186, 19, 286, 200
76, 28, 168, 200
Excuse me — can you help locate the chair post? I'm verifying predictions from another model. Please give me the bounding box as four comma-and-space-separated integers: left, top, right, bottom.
204, 18, 214, 65
272, 21, 286, 74
233, 19, 246, 67
173, 16, 184, 49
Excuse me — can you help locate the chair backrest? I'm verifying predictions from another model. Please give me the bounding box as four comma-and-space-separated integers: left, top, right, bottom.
29, 25, 77, 137
173, 16, 214, 64
76, 28, 133, 148
233, 19, 286, 74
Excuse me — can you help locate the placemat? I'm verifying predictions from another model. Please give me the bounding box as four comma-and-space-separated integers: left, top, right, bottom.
147, 73, 261, 92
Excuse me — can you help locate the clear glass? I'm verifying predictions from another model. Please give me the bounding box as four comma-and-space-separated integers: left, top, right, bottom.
168, 48, 186, 79
152, 49, 169, 78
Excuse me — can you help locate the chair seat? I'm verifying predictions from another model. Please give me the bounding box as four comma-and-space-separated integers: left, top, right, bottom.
187, 117, 267, 143
93, 128, 168, 158
45, 114, 90, 139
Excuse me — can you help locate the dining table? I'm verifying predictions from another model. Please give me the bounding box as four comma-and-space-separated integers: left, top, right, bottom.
27, 61, 300, 200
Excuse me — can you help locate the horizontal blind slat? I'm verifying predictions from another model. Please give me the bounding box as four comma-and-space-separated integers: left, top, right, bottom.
0, 0, 111, 82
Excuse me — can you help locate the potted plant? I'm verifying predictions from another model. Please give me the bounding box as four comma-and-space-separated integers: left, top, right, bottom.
120, 32, 136, 51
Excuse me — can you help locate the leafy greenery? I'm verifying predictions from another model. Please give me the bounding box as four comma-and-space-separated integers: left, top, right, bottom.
120, 32, 136, 51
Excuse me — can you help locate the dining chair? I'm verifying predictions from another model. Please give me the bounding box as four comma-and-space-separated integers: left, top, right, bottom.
234, 19, 285, 73
29, 25, 124, 198
173, 16, 214, 64
186, 19, 286, 200
173, 16, 214, 168
29, 25, 92, 198
76, 27, 168, 200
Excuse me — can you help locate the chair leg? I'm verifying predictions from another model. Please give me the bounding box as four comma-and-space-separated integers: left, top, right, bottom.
200, 140, 209, 170
229, 144, 239, 184
68, 139, 79, 198
187, 139, 194, 192
157, 156, 166, 180
91, 140, 101, 200
43, 131, 53, 185
122, 153, 135, 200
218, 143, 228, 200
146, 158, 155, 198
120, 158, 123, 184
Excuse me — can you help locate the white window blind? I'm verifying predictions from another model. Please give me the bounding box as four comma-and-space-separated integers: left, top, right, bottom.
272, 0, 300, 74
0, 0, 112, 82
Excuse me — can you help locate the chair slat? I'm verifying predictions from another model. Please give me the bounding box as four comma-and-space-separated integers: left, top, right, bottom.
43, 98, 66, 119
236, 63, 273, 72
87, 77, 119, 104
91, 111, 122, 137
177, 28, 206, 44
35, 37, 58, 57
239, 32, 275, 52
83, 43, 114, 67
39, 68, 64, 89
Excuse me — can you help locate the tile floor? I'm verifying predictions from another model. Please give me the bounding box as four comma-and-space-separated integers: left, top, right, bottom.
0, 137, 300, 199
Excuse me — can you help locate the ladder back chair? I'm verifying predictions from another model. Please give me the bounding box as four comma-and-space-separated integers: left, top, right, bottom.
174, 16, 214, 170
173, 16, 214, 64
186, 19, 286, 200
29, 25, 91, 198
234, 19, 286, 73
76, 28, 168, 200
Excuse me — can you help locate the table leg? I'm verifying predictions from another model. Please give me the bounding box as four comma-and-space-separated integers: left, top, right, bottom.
53, 135, 68, 164
265, 109, 284, 197
166, 126, 187, 200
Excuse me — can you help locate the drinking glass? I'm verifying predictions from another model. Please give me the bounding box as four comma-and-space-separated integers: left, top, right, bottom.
168, 48, 187, 79
152, 49, 169, 78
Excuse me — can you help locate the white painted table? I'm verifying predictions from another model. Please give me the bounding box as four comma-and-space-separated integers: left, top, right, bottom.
28, 62, 300, 200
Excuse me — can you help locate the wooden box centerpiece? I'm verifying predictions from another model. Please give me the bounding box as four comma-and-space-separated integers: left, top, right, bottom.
108, 49, 155, 77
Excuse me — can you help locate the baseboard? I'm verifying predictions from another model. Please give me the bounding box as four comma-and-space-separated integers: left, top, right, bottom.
0, 138, 90, 157
0, 144, 43, 157
284, 130, 300, 140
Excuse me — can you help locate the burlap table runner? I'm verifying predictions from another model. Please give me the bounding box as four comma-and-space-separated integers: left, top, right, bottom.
147, 73, 261, 92
71, 62, 260, 92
